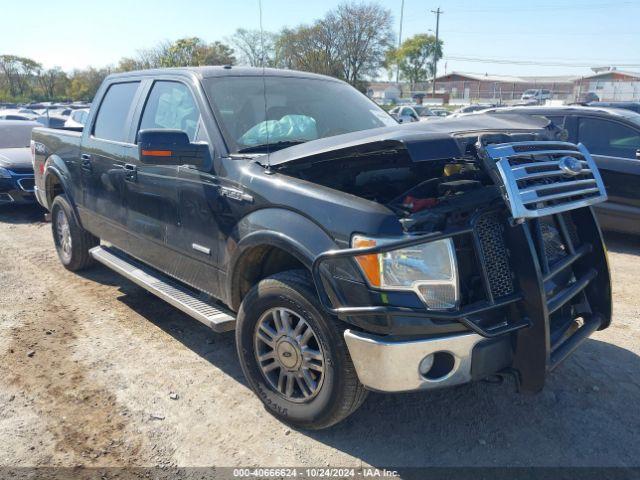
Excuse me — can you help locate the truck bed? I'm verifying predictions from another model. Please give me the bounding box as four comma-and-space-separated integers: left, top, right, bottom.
32, 127, 82, 209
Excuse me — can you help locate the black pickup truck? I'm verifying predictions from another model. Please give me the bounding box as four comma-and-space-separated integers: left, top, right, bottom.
32, 67, 612, 429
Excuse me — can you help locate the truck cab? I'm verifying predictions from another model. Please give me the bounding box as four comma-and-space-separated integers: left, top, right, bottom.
32, 67, 612, 429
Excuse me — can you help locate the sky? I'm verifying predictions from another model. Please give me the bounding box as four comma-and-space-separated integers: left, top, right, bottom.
2, 0, 639, 78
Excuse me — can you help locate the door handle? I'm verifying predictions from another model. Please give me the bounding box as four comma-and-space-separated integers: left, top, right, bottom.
123, 163, 137, 182
80, 154, 92, 172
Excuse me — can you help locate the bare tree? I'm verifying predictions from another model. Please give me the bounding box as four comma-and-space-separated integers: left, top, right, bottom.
230, 28, 276, 67
333, 3, 394, 87
37, 67, 67, 99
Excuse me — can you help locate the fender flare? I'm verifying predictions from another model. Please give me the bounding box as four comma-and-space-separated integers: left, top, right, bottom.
225, 208, 340, 310
43, 157, 81, 221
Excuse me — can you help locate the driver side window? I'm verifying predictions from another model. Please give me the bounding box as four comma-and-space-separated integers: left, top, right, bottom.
138, 81, 201, 142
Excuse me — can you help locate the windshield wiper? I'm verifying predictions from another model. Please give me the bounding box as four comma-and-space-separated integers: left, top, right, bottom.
236, 139, 308, 153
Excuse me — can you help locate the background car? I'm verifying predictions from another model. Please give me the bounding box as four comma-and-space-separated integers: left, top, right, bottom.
0, 109, 38, 121
0, 120, 40, 205
451, 103, 495, 116
587, 101, 640, 114
521, 89, 553, 103
430, 108, 451, 117
389, 105, 435, 123
479, 105, 640, 235
64, 108, 90, 128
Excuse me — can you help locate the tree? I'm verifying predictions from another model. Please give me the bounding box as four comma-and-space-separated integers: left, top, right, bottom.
0, 55, 41, 99
66, 67, 112, 102
275, 23, 343, 77
230, 28, 277, 67
37, 67, 68, 99
385, 34, 443, 87
333, 3, 394, 87
118, 37, 235, 71
275, 2, 394, 88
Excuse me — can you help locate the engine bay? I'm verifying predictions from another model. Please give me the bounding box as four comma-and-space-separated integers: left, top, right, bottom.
281, 147, 502, 233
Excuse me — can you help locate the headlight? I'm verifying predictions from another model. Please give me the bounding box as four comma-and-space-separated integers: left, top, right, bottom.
351, 235, 459, 310
0, 167, 12, 179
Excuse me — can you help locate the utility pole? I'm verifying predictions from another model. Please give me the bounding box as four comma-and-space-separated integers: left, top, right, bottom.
431, 7, 443, 96
395, 0, 405, 85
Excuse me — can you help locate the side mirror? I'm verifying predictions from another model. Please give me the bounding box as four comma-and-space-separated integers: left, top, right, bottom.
636, 149, 640, 161
138, 129, 208, 168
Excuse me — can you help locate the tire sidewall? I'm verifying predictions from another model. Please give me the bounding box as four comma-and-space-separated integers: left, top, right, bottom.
51, 195, 82, 270
236, 276, 347, 428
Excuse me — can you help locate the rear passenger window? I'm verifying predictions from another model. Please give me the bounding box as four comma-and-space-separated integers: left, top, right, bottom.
93, 82, 139, 142
138, 81, 200, 141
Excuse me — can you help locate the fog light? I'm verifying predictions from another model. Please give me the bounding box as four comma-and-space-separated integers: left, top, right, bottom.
418, 354, 435, 376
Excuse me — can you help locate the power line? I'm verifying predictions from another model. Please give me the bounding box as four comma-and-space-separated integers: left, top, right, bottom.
447, 1, 636, 13
443, 55, 640, 68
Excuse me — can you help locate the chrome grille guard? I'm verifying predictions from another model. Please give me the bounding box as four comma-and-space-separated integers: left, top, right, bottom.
479, 141, 607, 220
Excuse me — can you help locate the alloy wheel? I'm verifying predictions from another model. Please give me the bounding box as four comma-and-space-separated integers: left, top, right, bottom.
254, 307, 326, 403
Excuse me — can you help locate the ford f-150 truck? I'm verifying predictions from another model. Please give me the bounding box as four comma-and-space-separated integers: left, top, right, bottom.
32, 67, 612, 429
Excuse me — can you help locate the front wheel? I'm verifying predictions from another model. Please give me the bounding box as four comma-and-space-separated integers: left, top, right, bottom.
236, 270, 368, 430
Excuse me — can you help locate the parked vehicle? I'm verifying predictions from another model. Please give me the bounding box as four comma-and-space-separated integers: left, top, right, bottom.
587, 101, 640, 114
64, 108, 90, 129
0, 120, 39, 205
521, 89, 553, 103
480, 105, 640, 235
32, 67, 612, 429
430, 108, 451, 117
36, 115, 68, 129
451, 104, 494, 116
0, 109, 38, 121
389, 105, 434, 123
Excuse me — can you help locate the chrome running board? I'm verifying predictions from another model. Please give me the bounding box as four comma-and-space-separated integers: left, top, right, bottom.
89, 246, 235, 332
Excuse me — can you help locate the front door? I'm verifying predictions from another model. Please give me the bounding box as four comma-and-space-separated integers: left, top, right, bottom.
577, 116, 640, 210
124, 80, 225, 297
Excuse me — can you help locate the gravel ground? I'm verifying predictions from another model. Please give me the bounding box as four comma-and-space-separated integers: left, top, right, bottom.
0, 204, 639, 472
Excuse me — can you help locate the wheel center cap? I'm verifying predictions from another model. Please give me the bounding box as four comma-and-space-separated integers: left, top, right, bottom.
276, 339, 300, 369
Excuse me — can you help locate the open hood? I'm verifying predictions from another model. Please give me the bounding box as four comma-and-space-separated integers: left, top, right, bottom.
260, 113, 553, 168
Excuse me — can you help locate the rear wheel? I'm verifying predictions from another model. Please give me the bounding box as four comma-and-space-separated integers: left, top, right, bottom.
236, 270, 368, 430
51, 194, 98, 271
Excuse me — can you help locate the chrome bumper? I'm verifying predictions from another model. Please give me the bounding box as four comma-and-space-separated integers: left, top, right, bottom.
343, 330, 484, 393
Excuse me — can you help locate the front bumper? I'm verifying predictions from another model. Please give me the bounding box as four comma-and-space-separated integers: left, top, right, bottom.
314, 207, 612, 393
344, 330, 485, 392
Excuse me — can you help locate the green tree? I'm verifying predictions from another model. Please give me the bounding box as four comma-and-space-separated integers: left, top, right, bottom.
66, 67, 112, 102
385, 34, 443, 87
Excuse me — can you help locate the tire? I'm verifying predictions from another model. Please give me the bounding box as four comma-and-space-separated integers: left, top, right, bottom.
51, 194, 98, 271
236, 270, 368, 430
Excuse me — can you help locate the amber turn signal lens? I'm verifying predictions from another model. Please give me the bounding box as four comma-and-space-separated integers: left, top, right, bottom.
352, 237, 381, 287
141, 150, 172, 157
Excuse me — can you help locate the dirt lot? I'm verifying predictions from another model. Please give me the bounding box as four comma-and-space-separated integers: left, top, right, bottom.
0, 204, 639, 472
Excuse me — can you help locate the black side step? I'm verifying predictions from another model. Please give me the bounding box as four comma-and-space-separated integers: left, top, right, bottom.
90, 246, 235, 332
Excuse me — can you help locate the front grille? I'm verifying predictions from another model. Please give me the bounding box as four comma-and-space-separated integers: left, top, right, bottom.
475, 212, 514, 299
481, 141, 607, 219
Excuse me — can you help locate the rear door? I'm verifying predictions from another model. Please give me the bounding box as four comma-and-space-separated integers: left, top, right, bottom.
576, 116, 640, 210
80, 81, 142, 242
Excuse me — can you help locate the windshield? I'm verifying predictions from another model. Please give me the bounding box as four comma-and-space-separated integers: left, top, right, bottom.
523, 90, 537, 96
203, 76, 397, 153
0, 123, 35, 148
